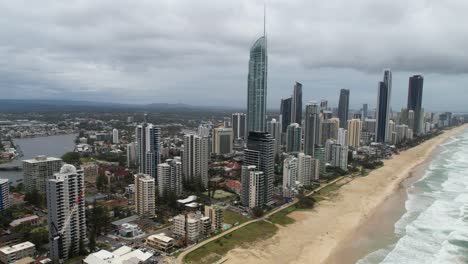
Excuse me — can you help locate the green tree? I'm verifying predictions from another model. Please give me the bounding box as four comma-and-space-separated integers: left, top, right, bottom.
61, 152, 80, 164
252, 207, 264, 218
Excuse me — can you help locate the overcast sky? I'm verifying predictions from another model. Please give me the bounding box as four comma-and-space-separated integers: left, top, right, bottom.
1, 0, 467, 112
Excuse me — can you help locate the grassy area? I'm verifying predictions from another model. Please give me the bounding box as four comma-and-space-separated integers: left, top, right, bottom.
267, 206, 296, 226
184, 221, 278, 264
80, 157, 96, 163
223, 210, 248, 225
65, 256, 85, 264
202, 190, 235, 200
315, 183, 341, 196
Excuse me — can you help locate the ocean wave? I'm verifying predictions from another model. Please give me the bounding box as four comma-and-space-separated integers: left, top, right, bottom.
359, 130, 468, 263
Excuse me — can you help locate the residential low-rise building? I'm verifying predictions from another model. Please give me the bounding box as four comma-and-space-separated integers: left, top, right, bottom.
83, 246, 152, 264
0, 242, 35, 264
146, 233, 174, 253
9, 215, 39, 228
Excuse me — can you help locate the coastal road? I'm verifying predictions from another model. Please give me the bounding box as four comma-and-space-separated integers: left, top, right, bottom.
175, 176, 347, 263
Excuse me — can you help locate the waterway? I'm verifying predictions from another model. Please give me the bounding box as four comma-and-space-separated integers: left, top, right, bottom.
0, 134, 77, 185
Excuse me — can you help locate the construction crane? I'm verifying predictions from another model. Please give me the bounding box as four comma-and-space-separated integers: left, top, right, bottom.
50, 191, 84, 263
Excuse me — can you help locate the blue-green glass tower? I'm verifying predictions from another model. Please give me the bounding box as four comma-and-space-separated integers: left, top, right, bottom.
247, 26, 267, 133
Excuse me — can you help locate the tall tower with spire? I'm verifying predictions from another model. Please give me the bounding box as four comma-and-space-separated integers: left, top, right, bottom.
246, 7, 268, 133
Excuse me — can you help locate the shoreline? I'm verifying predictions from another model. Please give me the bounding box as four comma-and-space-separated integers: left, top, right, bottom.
218, 125, 467, 264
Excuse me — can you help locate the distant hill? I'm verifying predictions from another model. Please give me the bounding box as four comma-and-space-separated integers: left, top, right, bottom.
0, 99, 241, 112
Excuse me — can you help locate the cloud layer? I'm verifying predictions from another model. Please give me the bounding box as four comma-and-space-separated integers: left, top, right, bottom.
1, 0, 467, 111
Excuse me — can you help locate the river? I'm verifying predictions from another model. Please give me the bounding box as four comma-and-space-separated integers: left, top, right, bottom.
0, 134, 77, 185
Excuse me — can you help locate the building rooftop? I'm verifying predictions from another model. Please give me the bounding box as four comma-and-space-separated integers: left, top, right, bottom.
148, 233, 174, 243
9, 214, 39, 227
22, 156, 61, 163
177, 195, 197, 204
111, 215, 139, 226
0, 241, 35, 254
0, 178, 8, 184
84, 246, 152, 264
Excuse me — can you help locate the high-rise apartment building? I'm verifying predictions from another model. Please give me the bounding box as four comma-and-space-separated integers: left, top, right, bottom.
337, 128, 348, 146
347, 119, 362, 148
304, 102, 321, 156
362, 103, 368, 120
280, 97, 293, 133
248, 170, 265, 208
112, 128, 119, 144
320, 100, 328, 111
244, 132, 274, 206
283, 156, 297, 194
232, 113, 246, 140
182, 134, 209, 188
157, 158, 183, 197
331, 145, 348, 171
134, 173, 156, 217
320, 118, 339, 146
0, 178, 9, 211
407, 75, 424, 134
338, 89, 350, 129
23, 155, 62, 193
47, 165, 86, 261
266, 119, 282, 156
135, 118, 161, 178
212, 128, 233, 155
240, 165, 259, 207
376, 70, 392, 143
286, 123, 302, 153
247, 35, 267, 133
297, 153, 320, 186
291, 82, 303, 124
126, 142, 136, 167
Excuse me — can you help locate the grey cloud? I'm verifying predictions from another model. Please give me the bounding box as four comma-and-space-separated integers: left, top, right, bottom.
0, 0, 467, 111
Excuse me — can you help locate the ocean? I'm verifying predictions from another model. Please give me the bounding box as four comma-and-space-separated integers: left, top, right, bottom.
358, 129, 468, 264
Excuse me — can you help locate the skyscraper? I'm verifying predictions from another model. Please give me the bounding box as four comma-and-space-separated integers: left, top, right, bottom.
0, 178, 10, 211
283, 156, 297, 195
332, 145, 348, 171
232, 113, 247, 140
266, 118, 282, 156
247, 34, 268, 133
347, 119, 362, 148
362, 103, 368, 121
286, 123, 302, 153
212, 128, 233, 155
182, 134, 209, 188
407, 75, 424, 134
320, 100, 328, 112
291, 82, 303, 124
136, 117, 161, 178
240, 165, 259, 207
280, 97, 293, 133
338, 89, 350, 129
244, 132, 274, 205
23, 156, 62, 193
297, 153, 319, 186
376, 70, 392, 143
320, 118, 339, 146
304, 102, 321, 156
157, 158, 183, 197
112, 128, 119, 144
134, 173, 156, 217
47, 165, 86, 261
337, 128, 348, 146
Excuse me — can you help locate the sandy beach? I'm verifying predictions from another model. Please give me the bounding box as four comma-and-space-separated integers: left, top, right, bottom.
219, 125, 467, 264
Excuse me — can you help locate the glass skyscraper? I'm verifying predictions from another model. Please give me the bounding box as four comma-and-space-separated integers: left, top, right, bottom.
407, 75, 424, 134
338, 89, 350, 129
247, 36, 268, 133
376, 70, 392, 143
